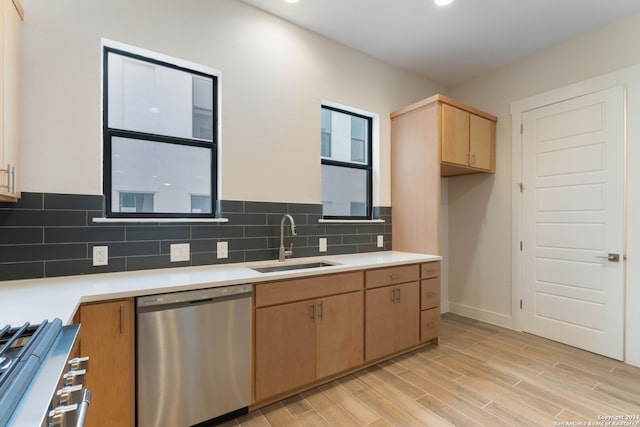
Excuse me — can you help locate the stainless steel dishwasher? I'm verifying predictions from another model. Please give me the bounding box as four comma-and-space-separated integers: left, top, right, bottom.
136, 284, 252, 427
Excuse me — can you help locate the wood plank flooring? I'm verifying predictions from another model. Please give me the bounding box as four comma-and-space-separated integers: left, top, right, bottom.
224, 313, 640, 426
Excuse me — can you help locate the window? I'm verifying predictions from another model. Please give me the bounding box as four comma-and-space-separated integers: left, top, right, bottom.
321, 105, 372, 219
103, 43, 218, 218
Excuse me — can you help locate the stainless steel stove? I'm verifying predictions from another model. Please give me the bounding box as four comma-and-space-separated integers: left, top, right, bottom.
0, 319, 90, 427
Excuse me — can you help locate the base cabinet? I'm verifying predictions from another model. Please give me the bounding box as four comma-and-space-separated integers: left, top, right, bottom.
254, 281, 363, 402
365, 281, 420, 361
420, 261, 442, 343
255, 299, 316, 400
78, 299, 135, 427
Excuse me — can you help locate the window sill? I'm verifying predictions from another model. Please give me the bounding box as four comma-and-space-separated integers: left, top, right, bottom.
92, 217, 229, 224
318, 219, 385, 224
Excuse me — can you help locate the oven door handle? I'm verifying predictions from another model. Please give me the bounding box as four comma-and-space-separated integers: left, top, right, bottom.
75, 389, 92, 427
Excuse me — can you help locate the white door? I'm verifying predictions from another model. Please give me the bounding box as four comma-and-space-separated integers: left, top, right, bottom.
521, 86, 624, 360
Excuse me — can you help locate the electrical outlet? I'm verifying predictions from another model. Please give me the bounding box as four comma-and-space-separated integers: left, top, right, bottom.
170, 243, 190, 262
377, 235, 384, 248
93, 246, 108, 266
217, 241, 228, 259
319, 237, 327, 252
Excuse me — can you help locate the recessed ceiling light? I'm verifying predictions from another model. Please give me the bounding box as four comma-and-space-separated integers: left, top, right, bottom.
434, 0, 453, 6
284, 0, 299, 3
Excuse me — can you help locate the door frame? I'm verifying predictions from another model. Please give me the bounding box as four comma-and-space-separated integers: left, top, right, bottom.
510, 76, 628, 338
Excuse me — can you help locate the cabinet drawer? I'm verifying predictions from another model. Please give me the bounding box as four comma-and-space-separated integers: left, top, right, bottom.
421, 261, 440, 279
421, 307, 441, 342
365, 264, 419, 289
421, 278, 440, 310
255, 271, 363, 307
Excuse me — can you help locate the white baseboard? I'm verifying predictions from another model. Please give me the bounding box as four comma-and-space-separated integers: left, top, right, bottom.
447, 302, 515, 330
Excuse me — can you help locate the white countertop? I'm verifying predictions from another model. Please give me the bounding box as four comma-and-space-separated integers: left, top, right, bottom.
0, 251, 440, 326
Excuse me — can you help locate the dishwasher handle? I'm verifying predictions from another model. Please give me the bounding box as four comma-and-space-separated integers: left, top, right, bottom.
137, 284, 253, 311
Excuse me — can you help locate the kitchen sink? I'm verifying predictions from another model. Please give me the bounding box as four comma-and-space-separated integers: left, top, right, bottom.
251, 261, 337, 273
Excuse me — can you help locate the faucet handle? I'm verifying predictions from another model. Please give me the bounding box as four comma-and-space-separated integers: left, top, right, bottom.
288, 243, 294, 253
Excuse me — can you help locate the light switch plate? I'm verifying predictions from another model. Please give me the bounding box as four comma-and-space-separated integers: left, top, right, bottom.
217, 241, 228, 259
93, 246, 108, 266
319, 237, 327, 252
170, 243, 190, 262
377, 235, 384, 248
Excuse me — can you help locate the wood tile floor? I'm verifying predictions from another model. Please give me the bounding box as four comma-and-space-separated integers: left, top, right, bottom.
224, 313, 640, 426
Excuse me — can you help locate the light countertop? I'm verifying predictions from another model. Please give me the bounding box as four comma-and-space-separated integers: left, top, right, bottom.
0, 251, 440, 326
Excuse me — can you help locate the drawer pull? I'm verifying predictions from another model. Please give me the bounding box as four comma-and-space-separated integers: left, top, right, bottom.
390, 274, 401, 280
426, 292, 438, 297
426, 322, 440, 328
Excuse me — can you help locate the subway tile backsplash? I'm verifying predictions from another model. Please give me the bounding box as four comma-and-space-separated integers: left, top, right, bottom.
0, 193, 392, 281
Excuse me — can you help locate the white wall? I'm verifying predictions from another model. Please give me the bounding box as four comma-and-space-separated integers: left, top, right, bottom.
447, 13, 640, 366
19, 0, 445, 206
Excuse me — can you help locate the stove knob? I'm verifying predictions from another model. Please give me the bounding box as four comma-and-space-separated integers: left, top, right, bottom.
63, 369, 86, 386
56, 384, 83, 405
68, 356, 89, 372
48, 403, 78, 427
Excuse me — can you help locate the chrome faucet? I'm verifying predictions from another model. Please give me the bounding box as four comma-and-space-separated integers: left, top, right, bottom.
279, 214, 297, 261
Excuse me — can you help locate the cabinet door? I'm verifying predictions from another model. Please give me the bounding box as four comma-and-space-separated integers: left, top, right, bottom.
0, 0, 21, 200
393, 281, 420, 351
365, 286, 399, 361
316, 291, 363, 378
470, 114, 495, 171
255, 300, 316, 401
441, 103, 470, 166
79, 300, 135, 427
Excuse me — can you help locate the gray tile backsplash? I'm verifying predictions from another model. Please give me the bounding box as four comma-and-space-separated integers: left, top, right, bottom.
0, 193, 392, 281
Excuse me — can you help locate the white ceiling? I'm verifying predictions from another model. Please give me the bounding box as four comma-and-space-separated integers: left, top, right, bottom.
239, 0, 640, 87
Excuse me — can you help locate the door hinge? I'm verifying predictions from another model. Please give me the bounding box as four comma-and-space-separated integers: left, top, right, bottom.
520, 124, 524, 134
520, 241, 523, 251
520, 299, 523, 310
518, 182, 524, 192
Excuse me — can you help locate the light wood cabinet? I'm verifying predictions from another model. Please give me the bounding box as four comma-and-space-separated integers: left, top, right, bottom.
391, 93, 496, 254
441, 103, 496, 175
0, 0, 22, 201
255, 298, 316, 401
420, 261, 441, 344
365, 265, 420, 361
254, 273, 364, 402
78, 299, 135, 427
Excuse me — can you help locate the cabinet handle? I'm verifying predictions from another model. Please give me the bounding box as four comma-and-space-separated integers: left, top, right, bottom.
397, 288, 401, 303
426, 322, 440, 328
119, 303, 124, 334
391, 288, 396, 304
0, 164, 12, 193
427, 292, 438, 297
310, 304, 316, 322
318, 302, 324, 321
390, 274, 401, 280
10, 165, 16, 194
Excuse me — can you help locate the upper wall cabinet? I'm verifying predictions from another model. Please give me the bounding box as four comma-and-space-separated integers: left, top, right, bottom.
441, 100, 496, 176
0, 0, 23, 202
392, 94, 497, 179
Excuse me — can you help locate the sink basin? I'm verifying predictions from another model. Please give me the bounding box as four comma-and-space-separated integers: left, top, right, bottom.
251, 262, 337, 273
